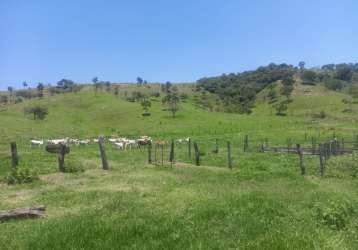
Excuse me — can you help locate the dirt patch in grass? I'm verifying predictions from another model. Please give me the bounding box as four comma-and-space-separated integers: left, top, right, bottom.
0, 190, 35, 209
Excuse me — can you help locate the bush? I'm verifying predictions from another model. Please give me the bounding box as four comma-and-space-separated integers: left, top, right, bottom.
301, 70, 318, 85
4, 168, 39, 185
275, 101, 288, 116
14, 97, 23, 104
125, 96, 136, 102
325, 79, 344, 91
312, 111, 326, 119
180, 93, 189, 101
63, 160, 85, 173
151, 92, 161, 98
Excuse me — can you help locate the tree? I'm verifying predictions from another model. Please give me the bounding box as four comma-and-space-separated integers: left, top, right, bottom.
163, 90, 180, 117
322, 64, 335, 71
37, 83, 44, 97
281, 77, 294, 99
0, 95, 8, 105
267, 85, 277, 102
72, 85, 83, 94
7, 86, 14, 102
136, 77, 143, 86
16, 89, 33, 99
324, 79, 344, 91
114, 86, 119, 97
92, 77, 98, 84
301, 70, 318, 85
24, 105, 48, 120
141, 98, 151, 115
56, 79, 75, 91
298, 61, 306, 71
165, 81, 172, 93
275, 101, 288, 116
105, 81, 111, 93
92, 77, 100, 95
22, 81, 28, 88
335, 64, 353, 81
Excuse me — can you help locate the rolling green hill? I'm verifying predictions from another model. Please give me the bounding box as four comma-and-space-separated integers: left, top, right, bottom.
0, 83, 357, 143
0, 84, 358, 249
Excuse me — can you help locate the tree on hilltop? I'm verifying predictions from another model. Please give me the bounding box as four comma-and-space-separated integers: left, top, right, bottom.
37, 83, 44, 97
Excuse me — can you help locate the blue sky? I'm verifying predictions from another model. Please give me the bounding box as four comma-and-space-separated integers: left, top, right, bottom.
0, 0, 357, 89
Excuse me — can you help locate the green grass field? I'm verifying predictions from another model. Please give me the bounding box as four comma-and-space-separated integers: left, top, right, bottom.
1, 84, 358, 249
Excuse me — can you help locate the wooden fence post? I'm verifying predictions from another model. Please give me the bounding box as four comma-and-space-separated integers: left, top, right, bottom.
332, 139, 338, 155
98, 137, 109, 170
194, 142, 200, 166
154, 144, 158, 164
213, 138, 219, 154
311, 137, 316, 155
287, 138, 292, 154
264, 138, 269, 149
161, 145, 164, 166
10, 142, 19, 169
323, 143, 328, 164
148, 142, 152, 164
58, 144, 66, 173
169, 140, 175, 167
188, 138, 192, 159
244, 135, 249, 152
260, 141, 265, 152
227, 141, 232, 169
319, 144, 325, 177
296, 144, 305, 175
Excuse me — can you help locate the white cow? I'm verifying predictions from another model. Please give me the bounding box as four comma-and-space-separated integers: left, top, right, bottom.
47, 139, 68, 145
79, 139, 90, 145
31, 140, 44, 146
124, 139, 136, 150
114, 142, 125, 150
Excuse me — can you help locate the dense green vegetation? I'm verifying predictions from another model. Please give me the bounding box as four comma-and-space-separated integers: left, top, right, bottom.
1, 63, 358, 249
197, 62, 358, 114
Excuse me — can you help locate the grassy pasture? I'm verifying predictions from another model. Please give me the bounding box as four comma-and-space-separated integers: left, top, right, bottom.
0, 84, 358, 249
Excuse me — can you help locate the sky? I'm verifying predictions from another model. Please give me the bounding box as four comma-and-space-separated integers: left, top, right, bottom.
0, 0, 357, 89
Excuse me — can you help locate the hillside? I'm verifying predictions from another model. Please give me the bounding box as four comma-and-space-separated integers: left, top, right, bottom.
0, 84, 358, 249
0, 83, 357, 143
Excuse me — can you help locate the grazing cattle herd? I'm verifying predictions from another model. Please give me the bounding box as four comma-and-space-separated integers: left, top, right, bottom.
30, 136, 191, 151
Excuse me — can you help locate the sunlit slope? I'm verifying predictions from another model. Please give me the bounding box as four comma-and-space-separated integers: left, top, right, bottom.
0, 85, 357, 144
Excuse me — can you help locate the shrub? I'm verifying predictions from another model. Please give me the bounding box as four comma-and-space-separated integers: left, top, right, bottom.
14, 97, 23, 104
151, 92, 161, 98
180, 93, 189, 101
63, 160, 85, 173
312, 111, 326, 119
324, 79, 344, 91
125, 96, 136, 102
5, 168, 39, 185
275, 101, 288, 116
302, 70, 318, 85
